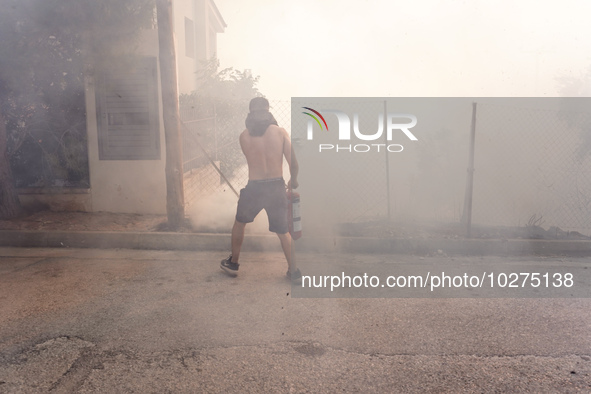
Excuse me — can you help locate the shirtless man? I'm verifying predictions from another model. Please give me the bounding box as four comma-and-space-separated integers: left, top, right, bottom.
220, 97, 301, 282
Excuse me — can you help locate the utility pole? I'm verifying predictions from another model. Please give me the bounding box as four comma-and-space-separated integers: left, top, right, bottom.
156, 0, 185, 229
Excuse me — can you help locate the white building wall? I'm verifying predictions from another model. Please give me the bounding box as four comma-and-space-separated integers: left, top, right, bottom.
83, 1, 224, 214
174, 0, 198, 95
175, 0, 226, 95
86, 28, 167, 214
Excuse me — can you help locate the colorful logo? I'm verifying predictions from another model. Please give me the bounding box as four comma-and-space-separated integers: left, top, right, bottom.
302, 107, 329, 131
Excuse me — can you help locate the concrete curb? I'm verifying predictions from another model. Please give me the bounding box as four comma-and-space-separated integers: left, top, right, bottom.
2, 230, 591, 256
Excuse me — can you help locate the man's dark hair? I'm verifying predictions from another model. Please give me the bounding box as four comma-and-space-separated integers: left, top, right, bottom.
245, 97, 277, 136
249, 97, 270, 112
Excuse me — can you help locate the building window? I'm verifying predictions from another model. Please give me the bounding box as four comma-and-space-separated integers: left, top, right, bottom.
185, 17, 195, 58
96, 57, 160, 160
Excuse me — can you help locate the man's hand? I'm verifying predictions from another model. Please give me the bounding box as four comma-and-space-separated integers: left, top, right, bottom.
287, 178, 299, 189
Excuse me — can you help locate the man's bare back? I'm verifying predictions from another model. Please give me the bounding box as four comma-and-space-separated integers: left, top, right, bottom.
240, 124, 298, 187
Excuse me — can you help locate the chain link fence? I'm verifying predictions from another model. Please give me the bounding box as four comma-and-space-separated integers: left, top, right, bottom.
290, 99, 391, 224
472, 100, 591, 234
180, 98, 591, 236
180, 99, 294, 208
180, 99, 248, 207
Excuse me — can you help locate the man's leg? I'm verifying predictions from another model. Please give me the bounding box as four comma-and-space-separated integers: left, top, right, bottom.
277, 231, 296, 273
231, 220, 247, 263
221, 219, 246, 276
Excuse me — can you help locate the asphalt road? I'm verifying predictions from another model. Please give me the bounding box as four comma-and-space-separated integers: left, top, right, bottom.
0, 247, 590, 393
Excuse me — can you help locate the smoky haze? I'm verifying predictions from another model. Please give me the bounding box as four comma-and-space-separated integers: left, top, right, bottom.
291, 98, 591, 240
215, 0, 591, 100
186, 164, 272, 235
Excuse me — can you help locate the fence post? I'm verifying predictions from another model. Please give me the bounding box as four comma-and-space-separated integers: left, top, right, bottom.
384, 100, 391, 221
462, 102, 477, 237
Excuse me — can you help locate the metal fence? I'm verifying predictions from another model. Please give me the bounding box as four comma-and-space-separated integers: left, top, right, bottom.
471, 101, 591, 234
180, 100, 248, 206
180, 98, 591, 235
180, 99, 294, 207
290, 99, 391, 224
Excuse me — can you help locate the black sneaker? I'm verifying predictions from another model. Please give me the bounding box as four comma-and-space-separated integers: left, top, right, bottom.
220, 256, 239, 277
286, 268, 302, 284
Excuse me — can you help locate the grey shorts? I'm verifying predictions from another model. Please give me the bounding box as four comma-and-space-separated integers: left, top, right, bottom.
235, 177, 288, 234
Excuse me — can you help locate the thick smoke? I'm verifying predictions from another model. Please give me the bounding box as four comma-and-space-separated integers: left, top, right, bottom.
186, 165, 272, 234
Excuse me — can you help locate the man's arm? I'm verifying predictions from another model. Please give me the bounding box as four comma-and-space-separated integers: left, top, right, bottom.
282, 129, 299, 189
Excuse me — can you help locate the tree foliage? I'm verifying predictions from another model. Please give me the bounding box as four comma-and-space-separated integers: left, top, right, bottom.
179, 57, 263, 179
0, 0, 154, 218
190, 57, 261, 101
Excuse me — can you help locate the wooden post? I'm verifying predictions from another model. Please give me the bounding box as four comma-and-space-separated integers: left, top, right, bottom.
156, 0, 185, 229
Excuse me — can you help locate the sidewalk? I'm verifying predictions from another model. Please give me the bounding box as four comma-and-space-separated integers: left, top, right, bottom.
1, 211, 591, 256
